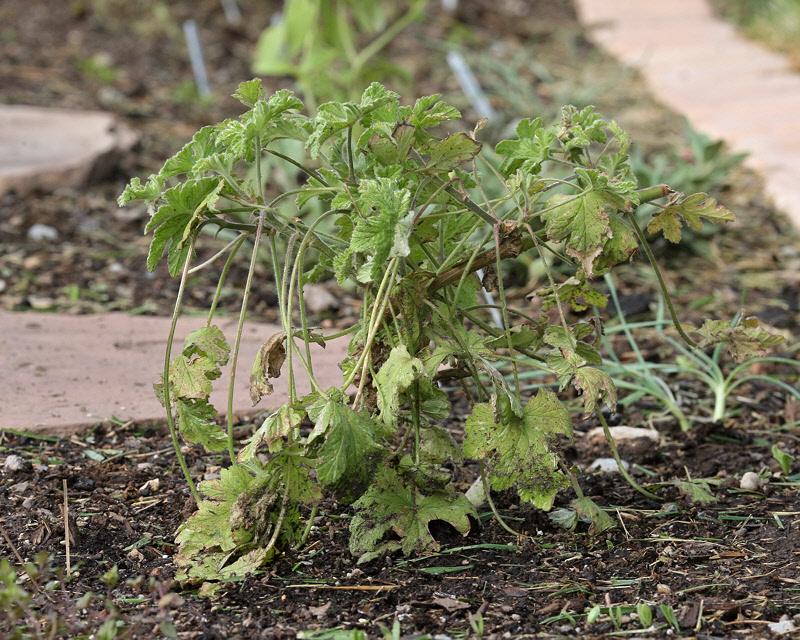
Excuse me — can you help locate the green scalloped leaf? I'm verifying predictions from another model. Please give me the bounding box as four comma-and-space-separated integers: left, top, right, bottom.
307, 391, 384, 487
648, 192, 734, 243
349, 467, 475, 563
420, 132, 481, 174
145, 177, 224, 275
463, 389, 572, 510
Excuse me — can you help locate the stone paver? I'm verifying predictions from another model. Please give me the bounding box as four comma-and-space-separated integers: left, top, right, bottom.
575, 0, 800, 229
0, 105, 137, 196
0, 312, 348, 436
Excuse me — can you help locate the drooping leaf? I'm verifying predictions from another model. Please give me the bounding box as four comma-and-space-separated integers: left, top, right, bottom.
548, 507, 578, 531
176, 398, 228, 451
573, 366, 617, 418
145, 177, 225, 275
183, 325, 230, 365
174, 465, 257, 580
541, 190, 622, 277
238, 403, 304, 461
485, 323, 546, 352
158, 354, 217, 401
594, 216, 638, 275
306, 390, 384, 486
647, 208, 683, 243
684, 316, 785, 362
281, 448, 324, 505
572, 497, 616, 533
349, 467, 475, 563
535, 275, 609, 312
463, 389, 573, 510
375, 345, 426, 427
549, 498, 615, 534
392, 271, 434, 352
420, 424, 463, 464
250, 331, 287, 405
675, 479, 718, 503
420, 133, 482, 174
647, 193, 734, 243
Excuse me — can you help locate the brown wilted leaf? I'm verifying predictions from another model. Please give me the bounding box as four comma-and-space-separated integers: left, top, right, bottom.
433, 597, 471, 612
250, 331, 286, 405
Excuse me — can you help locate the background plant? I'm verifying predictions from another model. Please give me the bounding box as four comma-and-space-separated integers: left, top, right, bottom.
253, 0, 427, 110
599, 274, 799, 429
119, 79, 782, 582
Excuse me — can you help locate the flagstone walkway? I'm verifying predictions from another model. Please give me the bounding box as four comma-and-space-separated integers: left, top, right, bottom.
575, 0, 800, 229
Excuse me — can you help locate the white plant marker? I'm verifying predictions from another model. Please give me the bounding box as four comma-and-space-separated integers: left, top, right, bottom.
183, 20, 211, 97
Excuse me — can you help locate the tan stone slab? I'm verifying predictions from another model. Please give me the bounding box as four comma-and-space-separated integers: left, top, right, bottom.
0, 312, 349, 436
575, 0, 800, 229
0, 105, 137, 196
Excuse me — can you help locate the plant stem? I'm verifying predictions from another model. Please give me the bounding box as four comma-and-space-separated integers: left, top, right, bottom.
627, 213, 697, 348
226, 210, 267, 463
297, 506, 318, 548
350, 0, 426, 79
596, 410, 660, 501
346, 259, 399, 397
480, 460, 521, 537
189, 232, 247, 275
164, 237, 201, 505
205, 234, 247, 326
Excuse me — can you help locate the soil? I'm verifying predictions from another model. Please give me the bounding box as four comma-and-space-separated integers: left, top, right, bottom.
2, 1, 800, 638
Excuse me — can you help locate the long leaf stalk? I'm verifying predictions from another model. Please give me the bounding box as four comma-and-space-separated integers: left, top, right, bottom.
164, 236, 202, 506
480, 460, 522, 537
596, 409, 660, 501
294, 209, 341, 376
205, 234, 248, 326
348, 259, 400, 405
280, 234, 300, 405
492, 224, 520, 395
627, 213, 697, 348
225, 210, 268, 462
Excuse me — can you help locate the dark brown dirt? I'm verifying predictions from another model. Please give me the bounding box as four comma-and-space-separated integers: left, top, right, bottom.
1, 0, 800, 638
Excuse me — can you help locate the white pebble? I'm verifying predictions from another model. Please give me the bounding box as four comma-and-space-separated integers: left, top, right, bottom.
27, 223, 59, 242
739, 472, 762, 491
588, 457, 630, 473
4, 454, 26, 472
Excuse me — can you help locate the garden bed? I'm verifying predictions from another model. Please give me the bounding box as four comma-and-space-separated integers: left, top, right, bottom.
1, 1, 799, 638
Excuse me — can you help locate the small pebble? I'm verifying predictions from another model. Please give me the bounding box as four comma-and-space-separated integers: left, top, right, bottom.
138, 478, 160, 496
22, 498, 34, 509
768, 616, 797, 635
10, 481, 30, 493
739, 472, 762, 491
27, 223, 59, 242
588, 457, 630, 473
4, 454, 31, 473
